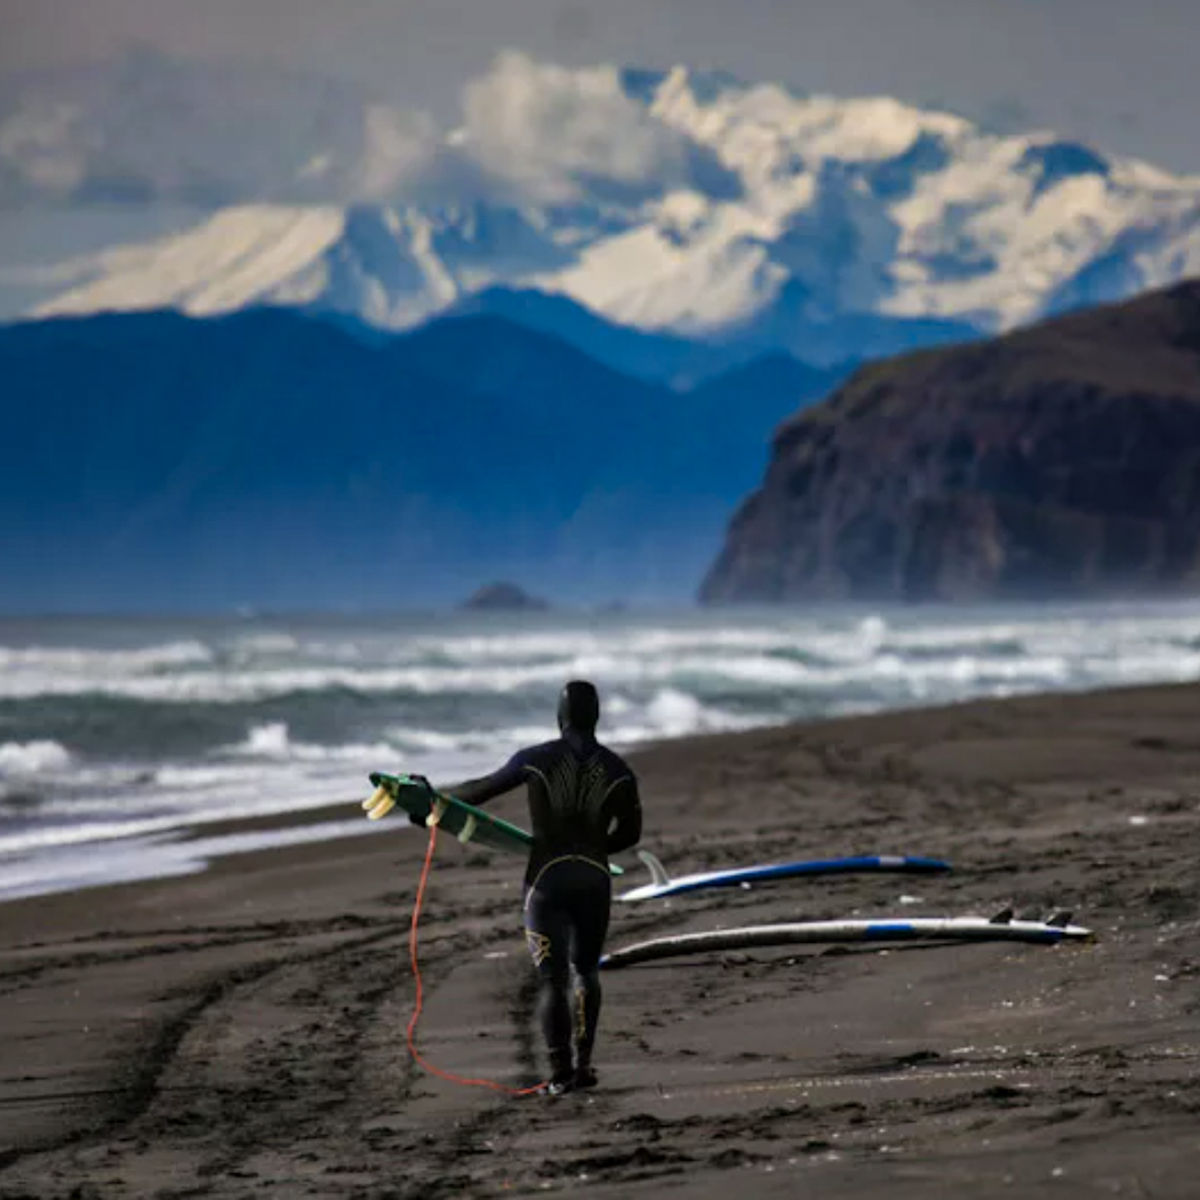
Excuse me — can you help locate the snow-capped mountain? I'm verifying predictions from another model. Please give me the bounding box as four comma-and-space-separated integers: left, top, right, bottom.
20, 204, 572, 331
7, 51, 1200, 364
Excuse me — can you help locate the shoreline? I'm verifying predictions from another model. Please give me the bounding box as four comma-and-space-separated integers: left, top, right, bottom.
2, 675, 1190, 902
2, 674, 1194, 908
6, 597, 1200, 910
3, 678, 1200, 1196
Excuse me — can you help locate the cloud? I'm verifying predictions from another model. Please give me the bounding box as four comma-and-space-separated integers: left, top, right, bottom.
0, 101, 97, 199
352, 105, 441, 200
455, 49, 694, 204
342, 52, 742, 209
0, 48, 737, 212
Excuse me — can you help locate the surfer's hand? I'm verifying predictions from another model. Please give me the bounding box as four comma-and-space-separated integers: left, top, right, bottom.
405, 774, 434, 824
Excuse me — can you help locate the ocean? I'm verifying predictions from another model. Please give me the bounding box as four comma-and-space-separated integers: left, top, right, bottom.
3, 601, 1199, 901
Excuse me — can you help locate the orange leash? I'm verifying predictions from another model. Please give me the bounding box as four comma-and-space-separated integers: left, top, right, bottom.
406, 823, 547, 1097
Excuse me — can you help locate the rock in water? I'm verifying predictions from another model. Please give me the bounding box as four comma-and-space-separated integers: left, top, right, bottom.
700, 280, 1200, 603
461, 582, 550, 611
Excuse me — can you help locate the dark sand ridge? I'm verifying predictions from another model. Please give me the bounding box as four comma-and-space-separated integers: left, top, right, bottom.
1, 682, 1199, 1198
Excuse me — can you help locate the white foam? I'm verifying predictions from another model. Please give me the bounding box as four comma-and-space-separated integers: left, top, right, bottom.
387, 692, 756, 759
0, 777, 355, 856
4, 606, 1198, 705
0, 640, 213, 675
0, 818, 379, 901
4, 601, 1200, 891
388, 727, 470, 751
0, 661, 584, 702
239, 721, 292, 757
645, 687, 711, 735
420, 626, 821, 667
0, 739, 72, 777
604, 687, 765, 745
857, 614, 888, 650
152, 763, 273, 790
224, 721, 400, 763
390, 725, 551, 754
229, 632, 300, 656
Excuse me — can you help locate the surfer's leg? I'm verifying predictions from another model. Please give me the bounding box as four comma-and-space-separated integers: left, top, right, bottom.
569, 965, 601, 1085
567, 873, 611, 1084
523, 886, 574, 1085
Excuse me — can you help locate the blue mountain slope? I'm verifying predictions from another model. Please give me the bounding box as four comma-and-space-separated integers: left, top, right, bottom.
676, 352, 853, 488
445, 286, 748, 387
447, 284, 976, 384
0, 309, 805, 612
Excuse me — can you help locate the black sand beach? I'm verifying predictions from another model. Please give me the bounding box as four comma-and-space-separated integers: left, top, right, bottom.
3, 682, 1200, 1198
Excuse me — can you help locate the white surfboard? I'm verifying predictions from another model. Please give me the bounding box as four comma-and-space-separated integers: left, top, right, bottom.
601, 910, 1093, 968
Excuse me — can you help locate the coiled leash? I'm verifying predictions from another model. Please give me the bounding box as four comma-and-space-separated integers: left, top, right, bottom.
366, 782, 547, 1097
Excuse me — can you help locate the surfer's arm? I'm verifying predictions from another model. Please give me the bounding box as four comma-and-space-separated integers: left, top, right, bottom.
448, 752, 528, 808
605, 776, 642, 856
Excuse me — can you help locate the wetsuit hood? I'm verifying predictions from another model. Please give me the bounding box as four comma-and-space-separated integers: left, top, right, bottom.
557, 679, 600, 736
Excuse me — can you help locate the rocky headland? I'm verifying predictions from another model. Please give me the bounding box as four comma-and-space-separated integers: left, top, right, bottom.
702, 280, 1200, 603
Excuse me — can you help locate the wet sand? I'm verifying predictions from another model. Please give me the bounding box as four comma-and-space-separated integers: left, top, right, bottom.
2, 682, 1199, 1198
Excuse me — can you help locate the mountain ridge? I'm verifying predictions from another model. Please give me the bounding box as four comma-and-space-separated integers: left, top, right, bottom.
6, 50, 1200, 367
0, 305, 829, 612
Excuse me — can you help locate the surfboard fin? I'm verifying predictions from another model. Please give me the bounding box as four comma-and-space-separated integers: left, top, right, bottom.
637, 849, 672, 889
364, 786, 397, 821
989, 906, 1014, 925
1044, 909, 1073, 928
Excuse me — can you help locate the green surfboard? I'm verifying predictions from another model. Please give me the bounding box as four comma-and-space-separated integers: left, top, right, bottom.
364, 771, 623, 875
367, 771, 532, 855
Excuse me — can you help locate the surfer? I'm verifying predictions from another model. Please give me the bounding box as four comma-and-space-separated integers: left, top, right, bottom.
425, 680, 642, 1094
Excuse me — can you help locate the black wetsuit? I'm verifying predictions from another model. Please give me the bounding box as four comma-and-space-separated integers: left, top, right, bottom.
453, 729, 642, 1081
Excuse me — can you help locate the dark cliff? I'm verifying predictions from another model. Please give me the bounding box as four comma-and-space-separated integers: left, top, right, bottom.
700, 280, 1200, 603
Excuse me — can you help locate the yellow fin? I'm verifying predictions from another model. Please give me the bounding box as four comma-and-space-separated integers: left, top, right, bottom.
362, 785, 392, 812
367, 795, 396, 821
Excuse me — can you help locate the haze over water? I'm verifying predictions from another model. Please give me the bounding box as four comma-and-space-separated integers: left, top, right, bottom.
2, 600, 1199, 899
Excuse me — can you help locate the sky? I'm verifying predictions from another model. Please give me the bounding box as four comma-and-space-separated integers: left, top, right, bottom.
2, 0, 1200, 173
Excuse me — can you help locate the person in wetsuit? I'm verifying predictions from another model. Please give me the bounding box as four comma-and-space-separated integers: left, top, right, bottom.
437, 680, 642, 1094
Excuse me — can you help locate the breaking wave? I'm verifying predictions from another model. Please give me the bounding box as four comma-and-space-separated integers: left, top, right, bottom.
2, 600, 1199, 894
0, 739, 72, 777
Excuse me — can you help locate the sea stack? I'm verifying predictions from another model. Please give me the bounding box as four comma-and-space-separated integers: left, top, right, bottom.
461, 582, 550, 612
701, 280, 1200, 603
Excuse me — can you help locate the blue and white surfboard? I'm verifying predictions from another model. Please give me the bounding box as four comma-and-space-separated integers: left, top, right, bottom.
617, 849, 951, 902
601, 911, 1093, 968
